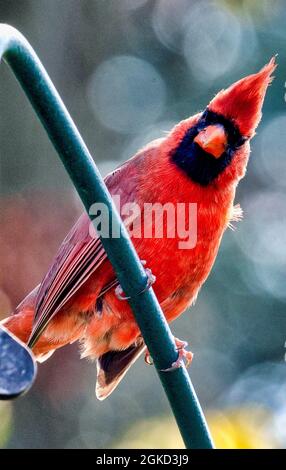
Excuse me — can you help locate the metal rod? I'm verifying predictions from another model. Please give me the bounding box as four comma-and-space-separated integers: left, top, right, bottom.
0, 24, 214, 449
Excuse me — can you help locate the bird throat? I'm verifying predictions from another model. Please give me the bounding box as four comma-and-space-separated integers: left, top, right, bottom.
171, 109, 246, 186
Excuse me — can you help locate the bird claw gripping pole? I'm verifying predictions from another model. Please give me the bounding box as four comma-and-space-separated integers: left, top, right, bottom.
0, 24, 214, 449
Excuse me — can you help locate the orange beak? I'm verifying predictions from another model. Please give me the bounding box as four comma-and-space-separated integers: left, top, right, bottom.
193, 124, 227, 159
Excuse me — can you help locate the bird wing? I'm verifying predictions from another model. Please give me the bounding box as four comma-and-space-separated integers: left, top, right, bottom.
28, 146, 154, 347
28, 214, 107, 346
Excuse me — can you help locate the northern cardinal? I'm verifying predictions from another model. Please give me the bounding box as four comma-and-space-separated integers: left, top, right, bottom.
2, 58, 276, 399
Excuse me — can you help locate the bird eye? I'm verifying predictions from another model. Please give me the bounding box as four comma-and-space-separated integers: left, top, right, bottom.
193, 124, 227, 159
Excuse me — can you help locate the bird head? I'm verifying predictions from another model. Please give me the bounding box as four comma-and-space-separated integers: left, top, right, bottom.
169, 58, 276, 187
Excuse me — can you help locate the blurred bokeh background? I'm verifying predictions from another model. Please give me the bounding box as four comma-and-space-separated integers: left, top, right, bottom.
1, 0, 286, 449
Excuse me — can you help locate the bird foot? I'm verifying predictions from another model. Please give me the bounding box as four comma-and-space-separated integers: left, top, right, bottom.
144, 337, 193, 371
161, 337, 193, 372
139, 260, 156, 293
115, 260, 156, 300
115, 284, 129, 300
144, 350, 153, 365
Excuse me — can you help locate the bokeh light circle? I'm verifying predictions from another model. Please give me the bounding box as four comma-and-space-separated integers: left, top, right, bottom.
255, 115, 286, 189
152, 0, 192, 52
183, 2, 242, 83
233, 191, 286, 300
88, 55, 166, 134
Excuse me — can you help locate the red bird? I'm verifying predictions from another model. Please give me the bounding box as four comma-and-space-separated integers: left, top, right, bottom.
2, 58, 276, 399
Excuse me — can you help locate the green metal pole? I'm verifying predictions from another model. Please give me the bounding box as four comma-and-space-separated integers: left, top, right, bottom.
0, 24, 214, 449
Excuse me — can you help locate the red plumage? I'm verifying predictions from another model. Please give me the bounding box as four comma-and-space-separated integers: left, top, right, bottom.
2, 58, 276, 399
